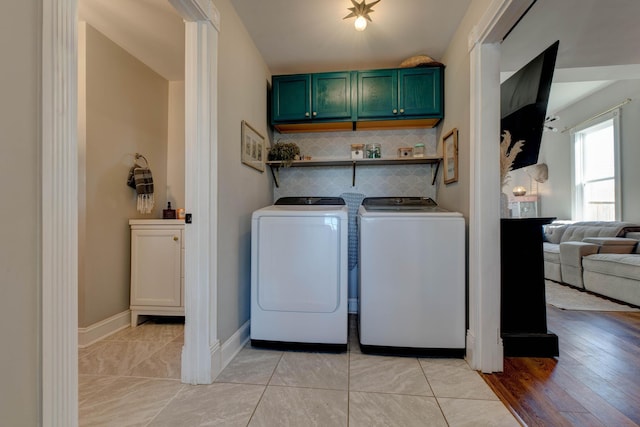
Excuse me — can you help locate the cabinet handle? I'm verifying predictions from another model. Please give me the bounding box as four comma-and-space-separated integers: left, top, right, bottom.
312, 111, 317, 117
392, 109, 398, 114
400, 108, 405, 114
173, 236, 179, 242
305, 112, 310, 117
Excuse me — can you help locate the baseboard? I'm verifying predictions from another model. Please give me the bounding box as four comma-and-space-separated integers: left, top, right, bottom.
78, 310, 131, 348
211, 320, 250, 380
210, 340, 222, 381
348, 298, 358, 314
465, 329, 475, 368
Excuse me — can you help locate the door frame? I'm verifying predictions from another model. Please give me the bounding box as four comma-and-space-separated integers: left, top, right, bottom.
41, 0, 220, 424
466, 0, 536, 373
169, 0, 221, 384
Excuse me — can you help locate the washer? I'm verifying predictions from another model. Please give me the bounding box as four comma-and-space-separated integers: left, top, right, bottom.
251, 197, 348, 350
358, 197, 465, 356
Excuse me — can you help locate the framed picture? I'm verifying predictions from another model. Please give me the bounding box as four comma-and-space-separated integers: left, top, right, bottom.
443, 128, 458, 184
241, 120, 266, 172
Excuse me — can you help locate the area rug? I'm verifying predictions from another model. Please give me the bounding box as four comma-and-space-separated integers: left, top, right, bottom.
545, 280, 640, 312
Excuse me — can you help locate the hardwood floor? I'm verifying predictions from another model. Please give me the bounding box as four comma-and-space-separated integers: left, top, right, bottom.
483, 305, 640, 427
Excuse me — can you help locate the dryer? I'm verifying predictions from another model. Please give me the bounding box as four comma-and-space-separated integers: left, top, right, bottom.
251, 197, 348, 350
358, 197, 465, 356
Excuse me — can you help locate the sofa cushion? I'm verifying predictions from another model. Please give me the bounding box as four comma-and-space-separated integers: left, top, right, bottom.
543, 242, 560, 263
582, 237, 638, 254
559, 222, 633, 243
583, 254, 640, 281
625, 232, 640, 254
544, 223, 569, 244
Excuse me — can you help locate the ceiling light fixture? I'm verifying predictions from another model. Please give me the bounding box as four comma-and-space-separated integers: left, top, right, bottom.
343, 0, 381, 32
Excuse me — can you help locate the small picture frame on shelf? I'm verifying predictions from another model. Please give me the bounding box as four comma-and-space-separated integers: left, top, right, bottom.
443, 128, 458, 184
241, 120, 266, 172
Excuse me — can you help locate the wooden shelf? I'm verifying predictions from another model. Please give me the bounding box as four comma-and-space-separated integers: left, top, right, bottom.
266, 156, 442, 187
266, 156, 441, 167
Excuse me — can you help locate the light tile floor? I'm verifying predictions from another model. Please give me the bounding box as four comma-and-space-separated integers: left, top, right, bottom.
79, 317, 521, 426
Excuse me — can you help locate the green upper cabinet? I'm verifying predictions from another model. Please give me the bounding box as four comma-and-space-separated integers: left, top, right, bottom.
357, 67, 443, 119
399, 68, 442, 117
272, 72, 353, 123
356, 69, 398, 119
272, 74, 311, 122
271, 66, 443, 131
312, 72, 353, 120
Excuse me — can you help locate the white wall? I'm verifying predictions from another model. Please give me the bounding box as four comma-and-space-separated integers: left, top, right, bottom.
0, 1, 41, 424
509, 80, 640, 222
437, 0, 494, 218
79, 23, 170, 327
216, 0, 273, 343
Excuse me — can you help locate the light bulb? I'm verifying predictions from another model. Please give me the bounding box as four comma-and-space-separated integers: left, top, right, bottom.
512, 186, 527, 196
354, 16, 367, 31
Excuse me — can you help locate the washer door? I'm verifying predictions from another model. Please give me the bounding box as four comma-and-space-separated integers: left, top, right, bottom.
255, 215, 341, 313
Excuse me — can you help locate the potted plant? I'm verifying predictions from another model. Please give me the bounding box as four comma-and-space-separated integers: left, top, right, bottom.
268, 142, 300, 167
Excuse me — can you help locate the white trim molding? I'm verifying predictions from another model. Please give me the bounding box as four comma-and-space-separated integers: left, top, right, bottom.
172, 0, 220, 385
219, 321, 251, 376
42, 0, 79, 425
208, 321, 250, 380
468, 0, 535, 51
468, 41, 504, 373
77, 310, 130, 348
170, 0, 220, 29
466, 0, 534, 373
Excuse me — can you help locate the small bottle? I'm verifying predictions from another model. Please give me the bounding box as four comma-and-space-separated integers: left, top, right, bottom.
163, 202, 176, 219
414, 143, 425, 157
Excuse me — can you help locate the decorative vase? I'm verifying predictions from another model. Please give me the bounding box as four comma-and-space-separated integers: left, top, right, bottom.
500, 192, 510, 218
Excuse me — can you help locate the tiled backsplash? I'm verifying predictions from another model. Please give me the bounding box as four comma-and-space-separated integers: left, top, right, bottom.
272, 128, 439, 200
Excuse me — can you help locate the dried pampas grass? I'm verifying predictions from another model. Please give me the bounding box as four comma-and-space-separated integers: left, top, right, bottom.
500, 131, 524, 188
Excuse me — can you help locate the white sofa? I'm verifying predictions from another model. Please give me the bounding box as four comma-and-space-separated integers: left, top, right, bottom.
582, 232, 640, 307
542, 222, 640, 306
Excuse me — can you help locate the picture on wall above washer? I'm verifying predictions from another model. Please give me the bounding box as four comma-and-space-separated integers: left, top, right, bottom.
443, 128, 458, 184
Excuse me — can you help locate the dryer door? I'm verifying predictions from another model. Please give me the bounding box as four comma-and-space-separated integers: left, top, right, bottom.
255, 215, 342, 313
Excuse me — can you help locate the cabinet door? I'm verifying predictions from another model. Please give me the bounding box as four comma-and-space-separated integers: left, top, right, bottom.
130, 229, 182, 307
399, 67, 443, 117
312, 72, 352, 120
357, 70, 398, 119
272, 74, 311, 122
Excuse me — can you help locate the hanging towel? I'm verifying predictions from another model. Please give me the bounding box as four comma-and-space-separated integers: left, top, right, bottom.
340, 192, 366, 270
126, 165, 138, 189
127, 165, 155, 214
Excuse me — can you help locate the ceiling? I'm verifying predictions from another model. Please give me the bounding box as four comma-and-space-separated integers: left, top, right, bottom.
227, 0, 472, 75
79, 0, 185, 81
500, 0, 640, 115
79, 0, 640, 115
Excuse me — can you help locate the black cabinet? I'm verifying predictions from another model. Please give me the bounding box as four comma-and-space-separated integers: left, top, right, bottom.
501, 217, 559, 357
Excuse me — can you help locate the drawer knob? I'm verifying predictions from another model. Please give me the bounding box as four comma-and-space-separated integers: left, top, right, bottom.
173, 236, 179, 242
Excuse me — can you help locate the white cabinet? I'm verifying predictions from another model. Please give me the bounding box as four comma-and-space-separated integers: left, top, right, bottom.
129, 219, 185, 327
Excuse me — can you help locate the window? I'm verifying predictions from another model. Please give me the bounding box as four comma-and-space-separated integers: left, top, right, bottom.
571, 110, 621, 221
